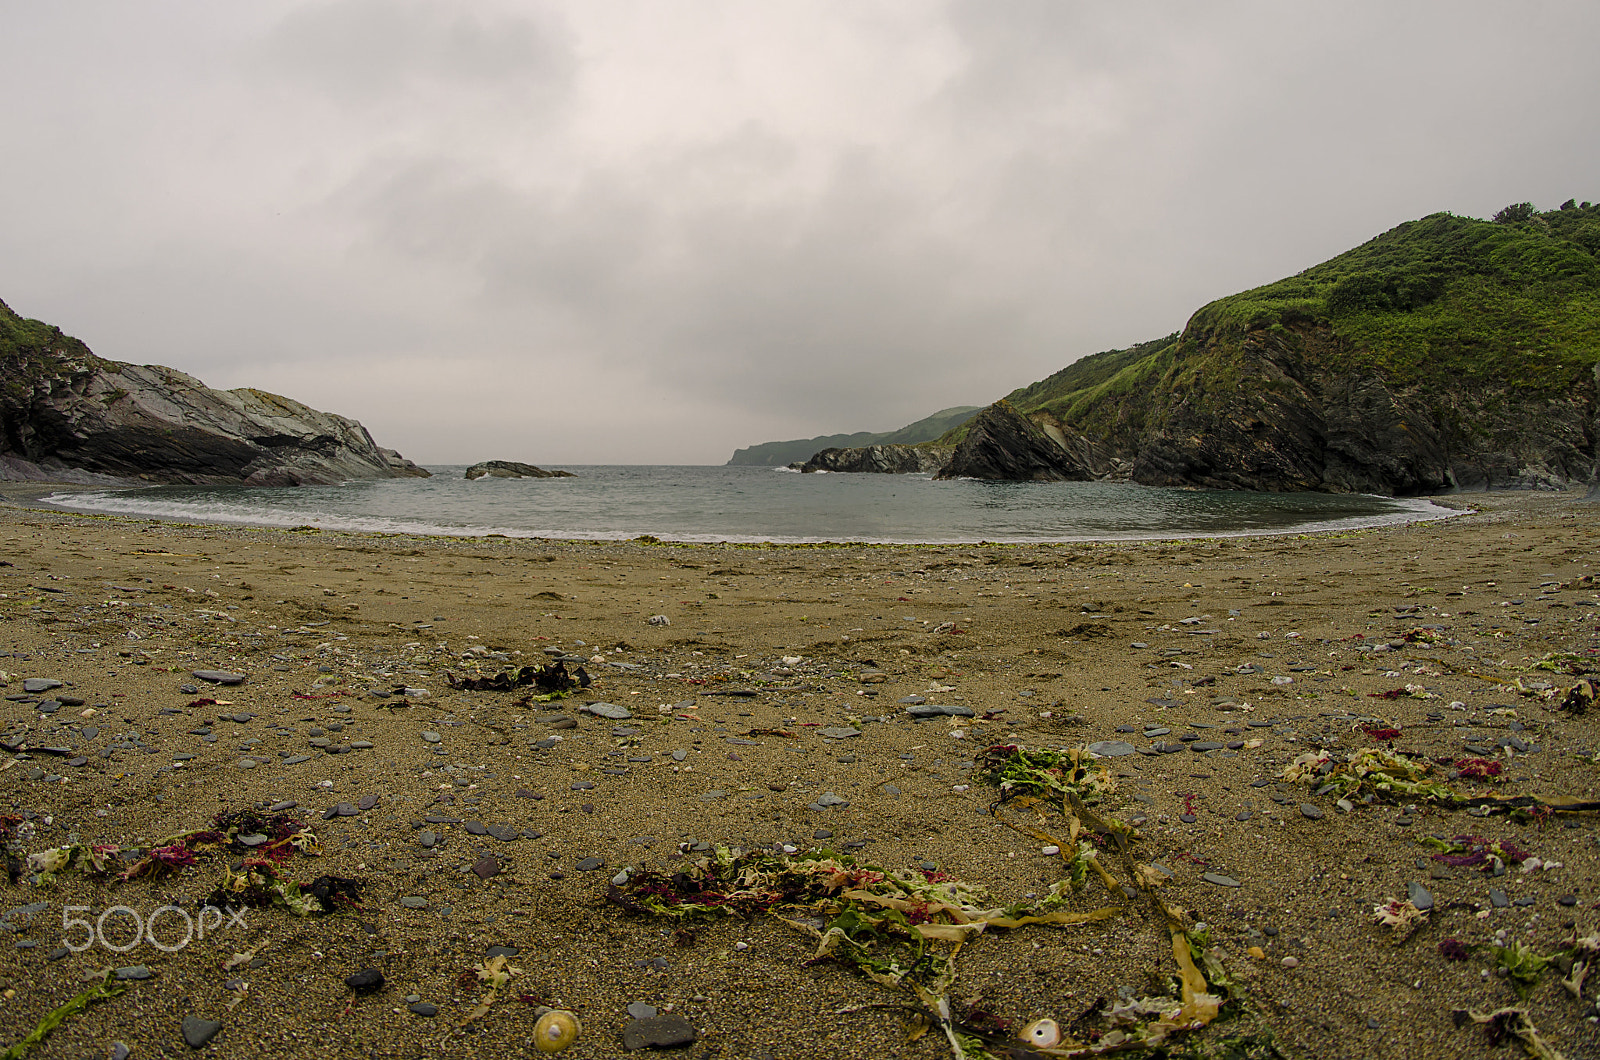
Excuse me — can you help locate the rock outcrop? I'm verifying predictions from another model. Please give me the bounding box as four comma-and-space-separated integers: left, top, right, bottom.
796, 445, 950, 474
935, 401, 1100, 481
0, 298, 428, 486
464, 460, 575, 480
1125, 324, 1597, 494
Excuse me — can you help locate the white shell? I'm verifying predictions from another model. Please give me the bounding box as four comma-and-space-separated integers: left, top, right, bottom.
533, 1009, 581, 1053
1022, 1017, 1061, 1048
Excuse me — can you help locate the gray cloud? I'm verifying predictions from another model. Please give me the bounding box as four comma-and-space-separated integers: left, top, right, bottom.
1, 1, 1597, 464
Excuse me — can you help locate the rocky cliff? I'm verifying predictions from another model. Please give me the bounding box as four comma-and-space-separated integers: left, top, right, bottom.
797, 445, 950, 474
0, 298, 429, 486
934, 401, 1103, 481
998, 204, 1600, 495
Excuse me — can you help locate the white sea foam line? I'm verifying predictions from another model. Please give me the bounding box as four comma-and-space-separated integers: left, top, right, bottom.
42, 489, 1459, 545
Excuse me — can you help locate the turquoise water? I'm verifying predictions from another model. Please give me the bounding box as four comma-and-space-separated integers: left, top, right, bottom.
44, 465, 1453, 544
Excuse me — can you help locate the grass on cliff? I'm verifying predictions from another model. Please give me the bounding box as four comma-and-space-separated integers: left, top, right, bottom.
1192, 202, 1600, 390
990, 201, 1600, 447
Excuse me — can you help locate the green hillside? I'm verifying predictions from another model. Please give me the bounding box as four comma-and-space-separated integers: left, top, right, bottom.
727, 405, 980, 465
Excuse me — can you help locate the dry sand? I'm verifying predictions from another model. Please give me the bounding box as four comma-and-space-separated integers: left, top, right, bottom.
0, 487, 1595, 1059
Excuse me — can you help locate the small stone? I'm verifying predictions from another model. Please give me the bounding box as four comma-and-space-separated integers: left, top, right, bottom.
281, 754, 311, 766
627, 1001, 659, 1019
418, 831, 437, 849
400, 896, 429, 909
813, 829, 833, 840
1558, 894, 1578, 907
1179, 814, 1197, 824
22, 679, 63, 693
1235, 809, 1253, 822
579, 702, 632, 720
1191, 741, 1223, 752
818, 727, 861, 739
238, 834, 269, 848
622, 1014, 698, 1051
193, 670, 246, 685
1087, 740, 1136, 757
471, 857, 501, 880
358, 795, 379, 811
408, 1002, 438, 1017
236, 758, 257, 770
1336, 799, 1354, 814
1489, 888, 1509, 908
671, 750, 688, 762
111, 1043, 131, 1060
115, 965, 153, 980
181, 1015, 222, 1048
345, 967, 385, 993
1299, 804, 1324, 820
575, 856, 604, 871
421, 731, 442, 744
1202, 873, 1242, 888
1280, 956, 1299, 969
1406, 882, 1433, 911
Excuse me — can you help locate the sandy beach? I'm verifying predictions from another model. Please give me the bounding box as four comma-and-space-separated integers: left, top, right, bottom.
0, 488, 1595, 1060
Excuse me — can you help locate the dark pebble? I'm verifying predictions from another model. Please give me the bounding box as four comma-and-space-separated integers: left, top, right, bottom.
345, 967, 385, 993
1300, 804, 1324, 820
471, 857, 501, 880
1558, 895, 1577, 907
486, 945, 520, 957
357, 795, 379, 811
1235, 810, 1253, 822
622, 1014, 698, 1051
575, 856, 604, 871
1180, 814, 1197, 824
408, 1002, 438, 1017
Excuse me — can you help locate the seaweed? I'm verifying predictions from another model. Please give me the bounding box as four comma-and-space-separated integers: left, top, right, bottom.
446, 660, 588, 695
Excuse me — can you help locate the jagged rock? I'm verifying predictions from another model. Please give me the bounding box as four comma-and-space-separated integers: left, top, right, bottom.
463, 460, 575, 480
0, 298, 428, 486
1130, 324, 1598, 494
797, 445, 950, 474
936, 401, 1096, 481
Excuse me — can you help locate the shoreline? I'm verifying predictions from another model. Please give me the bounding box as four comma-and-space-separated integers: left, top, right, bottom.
14, 476, 1472, 548
0, 487, 1594, 1059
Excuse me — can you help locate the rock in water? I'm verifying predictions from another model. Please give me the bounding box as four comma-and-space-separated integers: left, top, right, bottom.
935, 400, 1097, 482
0, 298, 427, 486
464, 460, 575, 480
798, 444, 951, 474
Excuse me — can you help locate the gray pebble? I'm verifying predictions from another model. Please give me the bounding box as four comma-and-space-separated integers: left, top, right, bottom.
181, 1015, 222, 1048
408, 1002, 438, 1017
1299, 804, 1324, 820
421, 731, 442, 743
1406, 881, 1433, 911
1202, 873, 1241, 888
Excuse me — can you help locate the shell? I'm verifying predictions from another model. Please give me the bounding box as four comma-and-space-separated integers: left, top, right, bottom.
533, 1009, 581, 1053
1022, 1017, 1061, 1048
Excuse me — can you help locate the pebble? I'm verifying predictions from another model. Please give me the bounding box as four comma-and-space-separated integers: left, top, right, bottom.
627, 1001, 659, 1019
1190, 742, 1223, 752
1087, 740, 1136, 757
22, 679, 62, 693
907, 704, 974, 718
181, 1016, 223, 1048
1280, 956, 1299, 969
1235, 810, 1253, 822
193, 670, 246, 685
418, 831, 437, 849
115, 965, 152, 980
472, 857, 501, 880
421, 731, 442, 744
671, 750, 688, 762
1041, 844, 1061, 856
579, 702, 632, 720
575, 857, 604, 872
1202, 873, 1241, 888
236, 758, 257, 770
1299, 804, 1324, 820
880, 783, 901, 796
1406, 882, 1433, 911
408, 1002, 438, 1017
622, 1014, 698, 1050
818, 727, 861, 739
400, 897, 429, 909
345, 967, 385, 993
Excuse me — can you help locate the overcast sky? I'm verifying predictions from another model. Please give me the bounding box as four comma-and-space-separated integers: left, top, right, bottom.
3, 2, 1597, 465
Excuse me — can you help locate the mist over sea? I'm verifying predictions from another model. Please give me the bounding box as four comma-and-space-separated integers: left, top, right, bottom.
44, 466, 1454, 544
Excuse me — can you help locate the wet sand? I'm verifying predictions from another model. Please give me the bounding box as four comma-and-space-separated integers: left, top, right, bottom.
0, 489, 1595, 1059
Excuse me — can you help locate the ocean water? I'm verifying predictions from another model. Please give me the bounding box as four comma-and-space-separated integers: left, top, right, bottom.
43, 465, 1455, 544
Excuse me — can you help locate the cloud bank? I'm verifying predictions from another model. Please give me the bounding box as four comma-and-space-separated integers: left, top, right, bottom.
3, 1, 1597, 463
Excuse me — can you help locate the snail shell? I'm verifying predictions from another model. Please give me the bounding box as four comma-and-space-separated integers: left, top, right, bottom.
1022, 1017, 1061, 1048
533, 1009, 581, 1053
